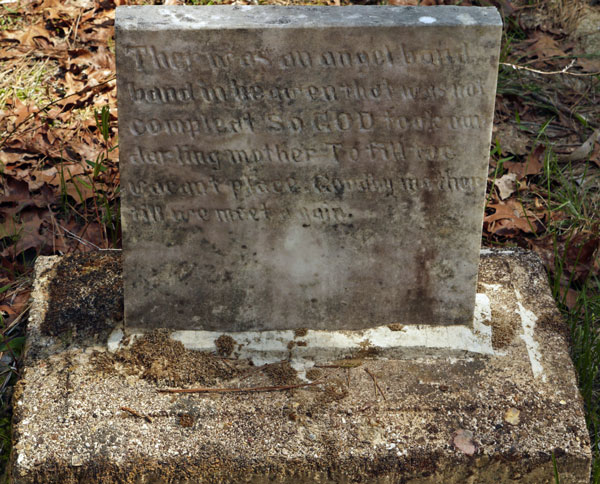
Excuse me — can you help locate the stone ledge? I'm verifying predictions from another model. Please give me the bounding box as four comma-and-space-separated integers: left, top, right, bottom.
10, 249, 591, 483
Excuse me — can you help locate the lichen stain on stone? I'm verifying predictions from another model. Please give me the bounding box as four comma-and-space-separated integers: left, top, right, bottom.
41, 252, 123, 342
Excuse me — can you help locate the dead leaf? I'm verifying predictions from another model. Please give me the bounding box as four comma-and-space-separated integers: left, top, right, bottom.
0, 288, 31, 326
565, 235, 599, 283
65, 176, 103, 202
504, 145, 545, 179
485, 200, 543, 235
453, 429, 476, 456
576, 56, 600, 73
529, 231, 599, 284
529, 32, 567, 60
495, 173, 518, 200
558, 286, 580, 311
560, 128, 600, 162
1, 176, 30, 203
590, 141, 600, 168
0, 209, 46, 256
0, 23, 53, 48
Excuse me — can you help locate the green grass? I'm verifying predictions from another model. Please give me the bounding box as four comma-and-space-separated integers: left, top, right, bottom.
536, 145, 600, 482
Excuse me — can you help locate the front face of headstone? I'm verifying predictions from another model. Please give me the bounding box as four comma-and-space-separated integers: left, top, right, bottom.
116, 6, 502, 331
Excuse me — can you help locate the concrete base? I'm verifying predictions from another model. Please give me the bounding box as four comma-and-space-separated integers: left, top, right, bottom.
10, 250, 591, 483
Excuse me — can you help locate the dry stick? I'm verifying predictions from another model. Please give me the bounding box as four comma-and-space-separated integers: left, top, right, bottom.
314, 361, 363, 369
59, 224, 121, 251
120, 406, 153, 423
158, 380, 323, 394
364, 368, 387, 402
500, 59, 600, 77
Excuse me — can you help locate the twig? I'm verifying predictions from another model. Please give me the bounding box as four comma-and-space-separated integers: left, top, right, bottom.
58, 224, 121, 251
315, 360, 363, 369
46, 204, 68, 254
69, 8, 83, 48
364, 368, 387, 402
158, 380, 322, 394
120, 406, 152, 423
500, 59, 600, 77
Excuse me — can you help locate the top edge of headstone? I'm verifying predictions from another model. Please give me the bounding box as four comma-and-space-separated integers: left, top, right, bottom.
115, 5, 502, 31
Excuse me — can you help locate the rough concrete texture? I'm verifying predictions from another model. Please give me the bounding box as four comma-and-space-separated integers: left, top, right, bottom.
10, 250, 591, 483
116, 6, 502, 331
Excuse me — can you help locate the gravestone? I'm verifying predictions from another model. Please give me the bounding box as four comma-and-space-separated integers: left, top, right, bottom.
116, 6, 502, 331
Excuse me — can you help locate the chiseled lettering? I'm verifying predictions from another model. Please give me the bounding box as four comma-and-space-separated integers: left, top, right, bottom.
214, 203, 270, 223
320, 46, 393, 67
397, 43, 471, 66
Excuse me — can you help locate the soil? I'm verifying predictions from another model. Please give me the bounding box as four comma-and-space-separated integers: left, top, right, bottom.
214, 334, 236, 357
93, 329, 250, 387
305, 368, 322, 381
318, 378, 349, 404
294, 328, 308, 337
263, 361, 299, 385
491, 308, 518, 350
179, 414, 195, 428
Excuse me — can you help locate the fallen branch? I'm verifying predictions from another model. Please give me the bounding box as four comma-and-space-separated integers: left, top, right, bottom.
500, 59, 600, 77
120, 406, 152, 423
158, 380, 322, 394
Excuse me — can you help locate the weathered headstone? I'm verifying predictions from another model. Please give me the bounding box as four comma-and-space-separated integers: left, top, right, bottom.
116, 6, 502, 331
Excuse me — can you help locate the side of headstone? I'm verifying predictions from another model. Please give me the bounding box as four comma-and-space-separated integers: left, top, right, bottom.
116, 6, 502, 331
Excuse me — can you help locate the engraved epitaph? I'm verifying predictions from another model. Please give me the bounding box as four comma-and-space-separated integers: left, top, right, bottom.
116, 6, 502, 331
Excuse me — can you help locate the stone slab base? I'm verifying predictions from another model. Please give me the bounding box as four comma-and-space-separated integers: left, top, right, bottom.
10, 250, 591, 483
